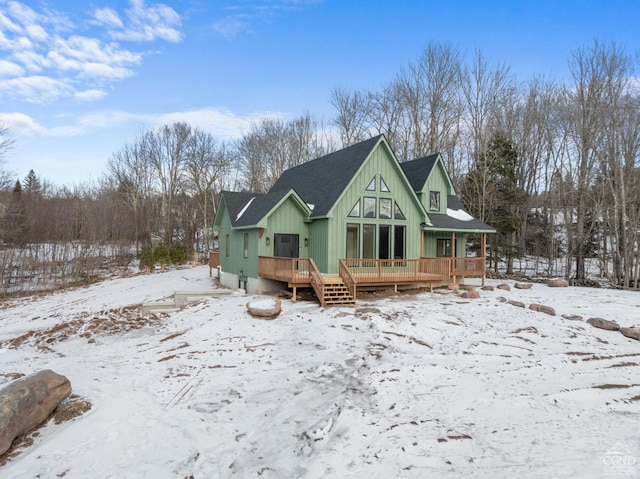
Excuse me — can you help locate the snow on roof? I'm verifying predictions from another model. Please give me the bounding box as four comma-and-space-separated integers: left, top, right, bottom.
447, 207, 474, 222
235, 197, 255, 222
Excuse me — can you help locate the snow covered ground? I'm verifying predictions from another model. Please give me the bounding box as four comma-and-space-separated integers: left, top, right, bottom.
1, 265, 639, 478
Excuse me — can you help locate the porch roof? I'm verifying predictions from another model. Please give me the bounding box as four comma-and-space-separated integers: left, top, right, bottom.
422, 196, 496, 233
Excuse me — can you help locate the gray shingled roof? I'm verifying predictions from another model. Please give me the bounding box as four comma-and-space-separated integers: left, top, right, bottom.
269, 135, 383, 217
400, 153, 439, 192
221, 189, 297, 227
220, 191, 259, 227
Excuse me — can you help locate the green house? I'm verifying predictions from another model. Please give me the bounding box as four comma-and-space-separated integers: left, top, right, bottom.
212, 135, 494, 305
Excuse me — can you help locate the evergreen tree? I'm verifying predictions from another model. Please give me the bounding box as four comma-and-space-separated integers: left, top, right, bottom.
169, 241, 187, 265
139, 244, 154, 272
153, 242, 171, 270
4, 179, 26, 245
462, 132, 527, 273
22, 169, 41, 195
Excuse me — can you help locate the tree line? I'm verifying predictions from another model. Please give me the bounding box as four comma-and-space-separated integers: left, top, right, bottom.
0, 39, 639, 292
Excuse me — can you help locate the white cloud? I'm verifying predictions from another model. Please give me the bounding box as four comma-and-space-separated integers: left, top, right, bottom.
2, 106, 287, 140
0, 59, 25, 77
212, 16, 251, 39
93, 7, 124, 29
0, 75, 73, 103
0, 1, 181, 104
1, 111, 46, 134
101, 0, 182, 43
151, 107, 287, 138
74, 89, 107, 101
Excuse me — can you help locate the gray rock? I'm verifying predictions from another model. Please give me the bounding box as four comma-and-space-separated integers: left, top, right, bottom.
620, 327, 640, 340
481, 285, 495, 291
460, 290, 480, 299
561, 314, 583, 321
529, 303, 556, 316
247, 298, 281, 319
497, 283, 511, 291
0, 370, 71, 455
508, 300, 525, 308
548, 278, 569, 287
586, 317, 620, 331
514, 282, 533, 290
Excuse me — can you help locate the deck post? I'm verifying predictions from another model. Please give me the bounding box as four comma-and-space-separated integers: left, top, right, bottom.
481, 233, 487, 286
292, 286, 297, 301
451, 232, 456, 284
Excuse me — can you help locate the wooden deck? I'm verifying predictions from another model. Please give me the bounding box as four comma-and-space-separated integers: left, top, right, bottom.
258, 256, 486, 304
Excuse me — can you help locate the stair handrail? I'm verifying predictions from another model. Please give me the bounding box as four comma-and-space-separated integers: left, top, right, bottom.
338, 258, 357, 302
308, 258, 327, 307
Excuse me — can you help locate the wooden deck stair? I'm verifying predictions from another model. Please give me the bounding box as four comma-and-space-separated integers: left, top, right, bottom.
318, 275, 355, 306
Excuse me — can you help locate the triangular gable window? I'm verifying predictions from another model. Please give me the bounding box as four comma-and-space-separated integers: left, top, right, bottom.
365, 177, 376, 191
380, 176, 390, 192
394, 201, 406, 220
348, 199, 360, 217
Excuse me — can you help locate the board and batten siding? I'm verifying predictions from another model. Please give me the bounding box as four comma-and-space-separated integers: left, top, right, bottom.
319, 142, 425, 274
422, 231, 468, 257
308, 219, 330, 273
216, 210, 260, 278
422, 161, 454, 215
263, 196, 310, 258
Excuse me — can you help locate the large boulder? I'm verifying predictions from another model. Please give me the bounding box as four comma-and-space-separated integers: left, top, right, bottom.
548, 278, 569, 287
529, 303, 556, 316
460, 290, 480, 299
586, 317, 620, 331
620, 327, 640, 341
497, 283, 511, 291
514, 282, 533, 290
247, 297, 281, 319
0, 370, 71, 455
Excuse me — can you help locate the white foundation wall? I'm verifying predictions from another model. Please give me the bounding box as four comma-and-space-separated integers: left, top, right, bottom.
219, 271, 284, 295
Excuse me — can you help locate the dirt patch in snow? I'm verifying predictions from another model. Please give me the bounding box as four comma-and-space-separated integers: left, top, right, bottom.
0, 306, 164, 351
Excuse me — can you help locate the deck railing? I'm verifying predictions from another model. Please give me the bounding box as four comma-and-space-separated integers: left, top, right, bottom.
258, 256, 311, 284
452, 257, 485, 276
308, 258, 327, 306
257, 256, 486, 285
343, 258, 452, 284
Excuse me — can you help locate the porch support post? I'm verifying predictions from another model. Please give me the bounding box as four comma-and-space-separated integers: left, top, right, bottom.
292, 285, 297, 301
451, 232, 456, 285
481, 233, 487, 286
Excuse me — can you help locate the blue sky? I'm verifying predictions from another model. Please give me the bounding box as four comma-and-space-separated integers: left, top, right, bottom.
1, 0, 638, 186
